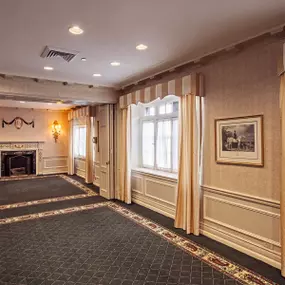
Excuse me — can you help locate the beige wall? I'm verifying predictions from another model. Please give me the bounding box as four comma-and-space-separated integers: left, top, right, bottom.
198, 39, 282, 268
201, 40, 281, 200
0, 107, 69, 174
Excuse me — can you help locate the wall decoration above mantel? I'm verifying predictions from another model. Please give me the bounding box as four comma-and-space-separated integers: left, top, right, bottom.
2, 117, 35, 129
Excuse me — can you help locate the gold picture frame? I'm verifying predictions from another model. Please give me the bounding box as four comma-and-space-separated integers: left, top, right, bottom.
215, 115, 264, 167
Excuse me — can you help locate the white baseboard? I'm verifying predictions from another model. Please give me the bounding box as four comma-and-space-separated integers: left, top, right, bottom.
132, 194, 175, 219
200, 222, 281, 269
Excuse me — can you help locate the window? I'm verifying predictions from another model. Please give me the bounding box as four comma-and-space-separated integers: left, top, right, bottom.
74, 126, 86, 158
141, 99, 179, 173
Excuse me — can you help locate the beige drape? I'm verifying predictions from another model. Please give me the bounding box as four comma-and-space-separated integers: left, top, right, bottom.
118, 106, 132, 204
68, 120, 74, 175
85, 117, 93, 183
174, 95, 203, 235
280, 74, 285, 277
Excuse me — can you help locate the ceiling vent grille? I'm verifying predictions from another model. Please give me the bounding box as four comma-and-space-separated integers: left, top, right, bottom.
40, 46, 78, 62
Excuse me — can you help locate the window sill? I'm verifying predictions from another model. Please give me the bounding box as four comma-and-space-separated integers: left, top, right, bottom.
132, 168, 178, 182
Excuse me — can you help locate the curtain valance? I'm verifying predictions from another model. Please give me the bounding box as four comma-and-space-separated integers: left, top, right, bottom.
68, 106, 96, 121
119, 73, 204, 109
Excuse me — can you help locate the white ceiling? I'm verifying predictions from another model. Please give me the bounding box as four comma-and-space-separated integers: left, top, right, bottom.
0, 100, 74, 110
0, 0, 284, 88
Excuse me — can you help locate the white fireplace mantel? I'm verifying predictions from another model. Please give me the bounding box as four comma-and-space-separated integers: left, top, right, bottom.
0, 141, 45, 176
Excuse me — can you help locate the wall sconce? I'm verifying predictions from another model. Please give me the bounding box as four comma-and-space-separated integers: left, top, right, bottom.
52, 120, 61, 143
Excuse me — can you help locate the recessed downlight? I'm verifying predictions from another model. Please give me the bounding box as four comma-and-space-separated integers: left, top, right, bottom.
69, 25, 84, 35
93, 73, 102, 77
136, 44, 148, 51
110, 61, 120, 66
81, 57, 87, 61
20, 101, 25, 104
47, 103, 53, 105
44, 66, 54, 71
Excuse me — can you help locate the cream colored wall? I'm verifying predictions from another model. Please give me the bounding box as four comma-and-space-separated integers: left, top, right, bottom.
198, 39, 282, 268
0, 107, 69, 174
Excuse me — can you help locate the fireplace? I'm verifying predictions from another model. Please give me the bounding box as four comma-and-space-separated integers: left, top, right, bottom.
1, 151, 36, 177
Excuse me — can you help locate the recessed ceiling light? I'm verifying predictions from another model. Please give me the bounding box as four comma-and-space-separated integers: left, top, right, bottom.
136, 44, 148, 51
69, 25, 84, 35
81, 57, 87, 61
110, 61, 120, 66
93, 73, 102, 77
44, 66, 54, 71
20, 101, 25, 104
47, 103, 52, 105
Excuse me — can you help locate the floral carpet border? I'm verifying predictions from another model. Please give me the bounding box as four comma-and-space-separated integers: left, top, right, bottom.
109, 203, 276, 285
0, 201, 276, 285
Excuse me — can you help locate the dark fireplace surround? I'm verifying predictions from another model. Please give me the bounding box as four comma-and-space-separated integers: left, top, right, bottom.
1, 151, 36, 177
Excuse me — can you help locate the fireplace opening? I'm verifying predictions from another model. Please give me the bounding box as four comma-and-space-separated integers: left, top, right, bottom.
1, 151, 36, 177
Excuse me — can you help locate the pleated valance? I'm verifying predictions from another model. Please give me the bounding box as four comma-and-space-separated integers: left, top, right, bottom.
119, 73, 204, 109
68, 106, 96, 121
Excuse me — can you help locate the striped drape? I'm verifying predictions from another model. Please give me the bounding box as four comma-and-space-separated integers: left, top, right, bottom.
68, 106, 96, 121
120, 73, 203, 108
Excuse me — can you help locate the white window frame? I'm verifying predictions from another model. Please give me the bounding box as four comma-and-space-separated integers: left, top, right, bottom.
73, 125, 87, 159
140, 99, 179, 173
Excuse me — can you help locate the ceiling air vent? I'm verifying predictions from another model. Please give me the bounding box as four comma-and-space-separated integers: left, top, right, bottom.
40, 46, 78, 62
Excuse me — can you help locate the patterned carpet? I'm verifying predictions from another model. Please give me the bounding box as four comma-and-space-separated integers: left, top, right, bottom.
0, 175, 280, 285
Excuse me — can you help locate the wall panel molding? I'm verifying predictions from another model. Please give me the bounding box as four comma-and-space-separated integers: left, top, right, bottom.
201, 185, 281, 269
131, 170, 176, 219
42, 156, 68, 175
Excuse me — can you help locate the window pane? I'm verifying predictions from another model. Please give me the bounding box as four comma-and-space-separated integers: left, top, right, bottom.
73, 127, 80, 156
79, 127, 86, 157
159, 104, 166, 115
166, 102, 173, 114
156, 120, 171, 169
142, 121, 154, 167
145, 106, 155, 116
172, 119, 179, 172
173, 101, 179, 113
145, 107, 150, 116
149, 107, 155, 116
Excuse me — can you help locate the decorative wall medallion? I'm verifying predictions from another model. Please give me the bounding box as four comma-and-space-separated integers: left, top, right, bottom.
2, 117, 35, 129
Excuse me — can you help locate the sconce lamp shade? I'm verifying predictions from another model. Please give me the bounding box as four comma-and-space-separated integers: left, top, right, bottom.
52, 120, 61, 142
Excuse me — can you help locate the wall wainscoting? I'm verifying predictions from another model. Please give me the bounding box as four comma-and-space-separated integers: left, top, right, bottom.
93, 161, 100, 187
42, 156, 68, 175
131, 170, 177, 219
200, 185, 281, 269
74, 158, 86, 179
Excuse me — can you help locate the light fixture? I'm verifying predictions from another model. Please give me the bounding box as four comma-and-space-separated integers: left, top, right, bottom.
44, 66, 54, 71
136, 44, 148, 51
19, 101, 25, 104
52, 120, 62, 143
69, 25, 84, 35
56, 101, 63, 104
47, 103, 52, 105
110, 61, 120, 66
93, 73, 102, 77
81, 57, 87, 61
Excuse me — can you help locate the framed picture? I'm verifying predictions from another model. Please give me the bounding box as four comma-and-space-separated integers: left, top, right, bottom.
215, 115, 264, 167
